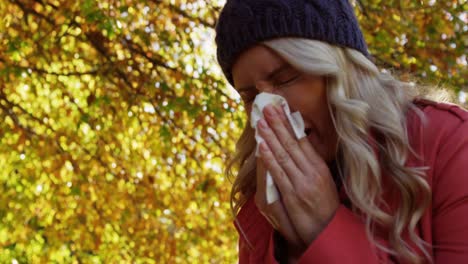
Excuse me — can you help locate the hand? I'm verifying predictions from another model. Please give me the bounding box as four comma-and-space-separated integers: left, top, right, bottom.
255, 159, 306, 250
256, 104, 340, 248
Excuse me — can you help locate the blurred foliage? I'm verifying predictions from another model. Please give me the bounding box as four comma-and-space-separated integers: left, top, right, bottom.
0, 0, 466, 263
356, 0, 467, 94
0, 0, 241, 263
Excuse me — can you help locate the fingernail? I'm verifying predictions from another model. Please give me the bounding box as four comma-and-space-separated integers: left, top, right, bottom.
275, 105, 283, 115
265, 105, 276, 117
258, 119, 268, 129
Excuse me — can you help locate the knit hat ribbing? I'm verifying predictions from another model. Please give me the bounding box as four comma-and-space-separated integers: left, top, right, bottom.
215, 0, 369, 85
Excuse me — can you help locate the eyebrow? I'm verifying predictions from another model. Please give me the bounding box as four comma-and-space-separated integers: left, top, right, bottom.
237, 63, 291, 92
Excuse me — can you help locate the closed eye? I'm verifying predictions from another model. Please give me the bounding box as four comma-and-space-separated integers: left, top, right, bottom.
275, 74, 301, 88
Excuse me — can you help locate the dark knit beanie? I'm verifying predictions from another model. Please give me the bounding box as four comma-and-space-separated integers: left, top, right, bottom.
215, 0, 369, 85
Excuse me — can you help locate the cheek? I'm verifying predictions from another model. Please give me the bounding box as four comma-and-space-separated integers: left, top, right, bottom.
245, 104, 253, 115
287, 85, 332, 130
285, 84, 326, 113
315, 101, 334, 131
243, 103, 253, 121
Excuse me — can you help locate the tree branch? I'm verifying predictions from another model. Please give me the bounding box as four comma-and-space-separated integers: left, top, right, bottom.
9, 64, 100, 77
150, 0, 216, 28
10, 0, 55, 25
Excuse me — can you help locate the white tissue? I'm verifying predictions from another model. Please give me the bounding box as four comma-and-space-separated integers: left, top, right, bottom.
250, 93, 306, 204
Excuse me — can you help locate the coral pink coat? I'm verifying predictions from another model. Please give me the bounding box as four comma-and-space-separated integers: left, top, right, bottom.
234, 100, 468, 263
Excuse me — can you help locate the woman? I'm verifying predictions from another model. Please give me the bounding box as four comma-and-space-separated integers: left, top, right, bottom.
215, 0, 468, 263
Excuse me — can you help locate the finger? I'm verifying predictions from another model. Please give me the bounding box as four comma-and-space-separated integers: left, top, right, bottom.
274, 105, 326, 171
260, 141, 313, 227
258, 115, 305, 187
255, 161, 282, 230
273, 104, 327, 168
273, 105, 296, 137
258, 141, 295, 198
269, 201, 304, 247
255, 157, 307, 248
298, 135, 326, 168
272, 201, 303, 246
267, 105, 313, 174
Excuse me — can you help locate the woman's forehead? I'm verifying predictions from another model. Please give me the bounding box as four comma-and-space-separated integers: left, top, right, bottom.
232, 46, 287, 88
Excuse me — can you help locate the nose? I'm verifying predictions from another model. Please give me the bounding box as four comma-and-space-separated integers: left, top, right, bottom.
255, 82, 297, 112
255, 80, 275, 94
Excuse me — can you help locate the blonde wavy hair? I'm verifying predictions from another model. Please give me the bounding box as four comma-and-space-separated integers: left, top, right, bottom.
225, 38, 432, 263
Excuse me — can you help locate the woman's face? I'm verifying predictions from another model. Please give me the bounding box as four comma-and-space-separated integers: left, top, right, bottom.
231, 45, 338, 162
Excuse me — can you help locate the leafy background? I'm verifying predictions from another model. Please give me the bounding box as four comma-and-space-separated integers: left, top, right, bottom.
0, 0, 466, 263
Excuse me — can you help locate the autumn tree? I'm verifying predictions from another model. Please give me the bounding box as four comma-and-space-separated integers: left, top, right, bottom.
0, 0, 466, 263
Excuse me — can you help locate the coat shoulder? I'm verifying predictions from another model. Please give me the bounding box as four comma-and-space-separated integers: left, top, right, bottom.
406, 99, 468, 169
414, 98, 468, 124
